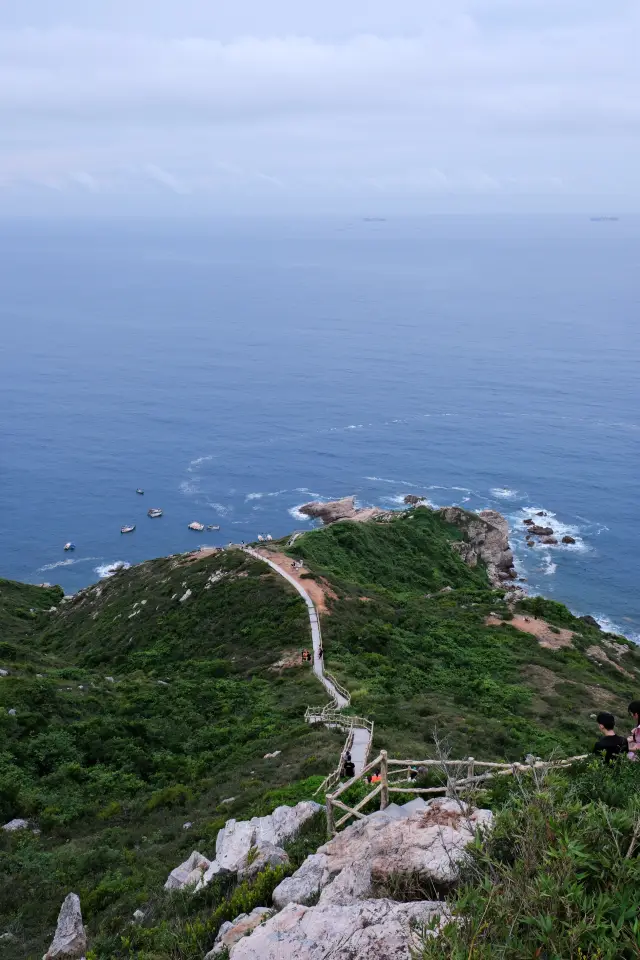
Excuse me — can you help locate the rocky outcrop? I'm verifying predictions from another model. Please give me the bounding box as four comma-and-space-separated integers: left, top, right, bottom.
163, 802, 322, 893
2, 818, 29, 832
205, 907, 274, 958
226, 899, 447, 960
43, 893, 87, 960
299, 497, 387, 525
579, 615, 601, 630
528, 525, 554, 537
164, 851, 212, 891
237, 842, 290, 881
403, 494, 427, 506
196, 801, 321, 890
437, 507, 516, 587
563, 535, 577, 545
273, 798, 492, 910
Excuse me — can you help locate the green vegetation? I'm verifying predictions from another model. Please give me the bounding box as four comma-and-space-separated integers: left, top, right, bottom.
0, 552, 340, 958
287, 509, 640, 760
1, 506, 639, 958
419, 760, 640, 960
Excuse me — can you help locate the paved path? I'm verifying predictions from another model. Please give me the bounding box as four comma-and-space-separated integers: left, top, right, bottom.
242, 546, 370, 772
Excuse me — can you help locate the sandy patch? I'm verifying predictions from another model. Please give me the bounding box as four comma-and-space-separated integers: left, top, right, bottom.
254, 549, 335, 614
486, 615, 575, 650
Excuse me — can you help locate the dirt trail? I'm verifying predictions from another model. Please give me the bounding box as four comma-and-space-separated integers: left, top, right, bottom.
486, 615, 575, 650
253, 549, 334, 614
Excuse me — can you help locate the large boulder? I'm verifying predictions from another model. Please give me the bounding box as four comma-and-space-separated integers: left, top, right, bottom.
205, 907, 274, 958
298, 497, 386, 525
227, 899, 447, 960
164, 851, 211, 891
237, 842, 290, 881
2, 818, 29, 832
437, 507, 515, 587
43, 893, 87, 960
196, 801, 322, 891
273, 798, 492, 910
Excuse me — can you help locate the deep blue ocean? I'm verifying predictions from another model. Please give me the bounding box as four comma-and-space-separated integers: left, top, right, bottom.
1, 215, 638, 640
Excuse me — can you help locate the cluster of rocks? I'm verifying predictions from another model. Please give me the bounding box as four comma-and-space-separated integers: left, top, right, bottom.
214, 797, 491, 959
299, 496, 390, 525
523, 515, 576, 548
437, 506, 518, 589
164, 801, 322, 893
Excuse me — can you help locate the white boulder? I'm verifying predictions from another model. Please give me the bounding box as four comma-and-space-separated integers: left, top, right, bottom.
3, 818, 29, 832
204, 907, 274, 958
164, 851, 211, 891
196, 801, 322, 891
0, 668, 9, 677
237, 842, 290, 881
43, 893, 87, 960
273, 798, 492, 909
227, 898, 447, 960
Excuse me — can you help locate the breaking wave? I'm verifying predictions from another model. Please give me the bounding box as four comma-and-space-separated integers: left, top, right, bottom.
491, 487, 519, 500
95, 561, 130, 580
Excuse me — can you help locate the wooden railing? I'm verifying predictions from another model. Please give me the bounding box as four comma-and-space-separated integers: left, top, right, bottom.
324, 750, 588, 835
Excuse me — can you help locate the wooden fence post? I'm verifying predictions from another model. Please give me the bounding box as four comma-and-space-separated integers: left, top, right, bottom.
467, 757, 475, 780
326, 794, 335, 837
380, 750, 389, 810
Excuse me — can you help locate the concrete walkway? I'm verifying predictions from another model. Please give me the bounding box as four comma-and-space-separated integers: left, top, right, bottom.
242, 546, 370, 772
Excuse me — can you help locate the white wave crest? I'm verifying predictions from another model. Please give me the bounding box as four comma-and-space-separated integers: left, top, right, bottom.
38, 557, 99, 572
95, 561, 130, 580
364, 476, 417, 487
206, 501, 230, 516
180, 479, 199, 495
539, 555, 557, 576
491, 487, 519, 500
289, 505, 312, 522
592, 615, 640, 644
187, 455, 213, 472
246, 492, 263, 500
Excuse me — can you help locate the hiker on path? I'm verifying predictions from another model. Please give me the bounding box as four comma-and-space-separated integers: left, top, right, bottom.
628, 701, 640, 761
593, 712, 628, 764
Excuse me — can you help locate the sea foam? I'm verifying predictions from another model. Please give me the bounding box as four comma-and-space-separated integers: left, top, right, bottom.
95, 561, 130, 580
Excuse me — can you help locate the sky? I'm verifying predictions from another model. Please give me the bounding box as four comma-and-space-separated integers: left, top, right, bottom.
0, 0, 638, 214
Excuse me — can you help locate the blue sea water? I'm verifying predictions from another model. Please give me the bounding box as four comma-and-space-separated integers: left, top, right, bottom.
1, 215, 638, 640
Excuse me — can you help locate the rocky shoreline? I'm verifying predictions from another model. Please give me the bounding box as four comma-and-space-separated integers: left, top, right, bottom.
298, 495, 520, 594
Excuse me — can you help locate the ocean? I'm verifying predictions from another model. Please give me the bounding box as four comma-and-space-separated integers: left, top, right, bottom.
1, 214, 638, 640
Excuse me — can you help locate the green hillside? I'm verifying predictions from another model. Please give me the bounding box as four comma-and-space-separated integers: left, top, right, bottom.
286, 508, 640, 760
1, 508, 639, 958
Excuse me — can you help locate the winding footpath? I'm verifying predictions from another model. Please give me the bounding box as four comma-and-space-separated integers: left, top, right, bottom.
242, 546, 371, 774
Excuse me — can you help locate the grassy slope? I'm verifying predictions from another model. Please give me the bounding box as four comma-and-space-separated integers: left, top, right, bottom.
287, 508, 640, 760
0, 551, 340, 959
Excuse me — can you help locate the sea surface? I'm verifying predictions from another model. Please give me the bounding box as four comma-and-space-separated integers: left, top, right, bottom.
1, 215, 638, 640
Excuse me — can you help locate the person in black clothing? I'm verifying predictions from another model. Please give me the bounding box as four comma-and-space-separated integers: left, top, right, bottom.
593, 712, 628, 764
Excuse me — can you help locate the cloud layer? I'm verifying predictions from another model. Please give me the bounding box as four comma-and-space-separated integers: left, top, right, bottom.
0, 1, 638, 212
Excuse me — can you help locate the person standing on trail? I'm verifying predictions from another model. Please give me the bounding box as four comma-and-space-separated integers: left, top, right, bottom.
628, 701, 640, 761
318, 645, 323, 659
593, 712, 628, 764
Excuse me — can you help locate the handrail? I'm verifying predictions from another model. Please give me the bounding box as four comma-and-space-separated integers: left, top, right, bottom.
325, 750, 589, 836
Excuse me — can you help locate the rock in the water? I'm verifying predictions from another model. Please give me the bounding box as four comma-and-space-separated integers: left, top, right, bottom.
403, 494, 427, 506
43, 893, 87, 960
437, 507, 515, 588
541, 537, 558, 545
196, 801, 322, 891
523, 518, 534, 526
298, 497, 386, 525
227, 899, 447, 960
164, 850, 211, 891
273, 798, 492, 909
535, 511, 547, 516
238, 842, 289, 881
579, 615, 601, 630
529, 525, 554, 536
562, 535, 576, 544
205, 907, 274, 958
2, 818, 29, 832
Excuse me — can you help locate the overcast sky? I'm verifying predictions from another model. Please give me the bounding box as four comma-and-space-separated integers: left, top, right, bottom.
1, 0, 638, 214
